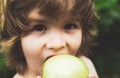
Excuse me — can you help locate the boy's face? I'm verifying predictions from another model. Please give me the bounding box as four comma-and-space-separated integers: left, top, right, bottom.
21, 8, 82, 75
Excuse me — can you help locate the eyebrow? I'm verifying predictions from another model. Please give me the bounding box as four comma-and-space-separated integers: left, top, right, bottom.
29, 19, 47, 26
28, 14, 80, 26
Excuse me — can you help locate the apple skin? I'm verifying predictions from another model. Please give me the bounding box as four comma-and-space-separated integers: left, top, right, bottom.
43, 55, 89, 78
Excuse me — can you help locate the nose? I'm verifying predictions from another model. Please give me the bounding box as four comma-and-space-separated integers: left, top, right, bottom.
46, 33, 66, 51
47, 41, 66, 50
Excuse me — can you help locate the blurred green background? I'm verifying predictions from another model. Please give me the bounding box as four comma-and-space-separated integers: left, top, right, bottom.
0, 0, 120, 78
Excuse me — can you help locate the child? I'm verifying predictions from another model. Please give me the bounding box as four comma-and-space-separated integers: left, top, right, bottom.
0, 0, 99, 78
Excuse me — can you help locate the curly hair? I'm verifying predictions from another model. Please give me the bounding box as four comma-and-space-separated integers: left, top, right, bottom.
0, 0, 98, 74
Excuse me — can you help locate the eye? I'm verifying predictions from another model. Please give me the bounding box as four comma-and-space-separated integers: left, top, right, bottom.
64, 23, 77, 30
33, 24, 47, 32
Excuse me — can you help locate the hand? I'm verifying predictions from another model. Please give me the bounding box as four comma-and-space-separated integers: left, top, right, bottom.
88, 74, 99, 78
80, 56, 99, 78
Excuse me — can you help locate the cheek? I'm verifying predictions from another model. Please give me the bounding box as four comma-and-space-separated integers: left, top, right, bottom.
21, 36, 43, 58
21, 36, 45, 67
71, 38, 82, 54
66, 32, 82, 55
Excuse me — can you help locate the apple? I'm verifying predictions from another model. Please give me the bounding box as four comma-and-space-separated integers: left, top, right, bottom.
43, 54, 89, 78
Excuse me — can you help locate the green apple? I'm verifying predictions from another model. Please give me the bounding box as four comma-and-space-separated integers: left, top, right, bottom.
43, 54, 89, 78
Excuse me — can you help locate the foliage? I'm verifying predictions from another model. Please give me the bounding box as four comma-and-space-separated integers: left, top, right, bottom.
0, 60, 15, 77
95, 0, 120, 33
92, 0, 120, 78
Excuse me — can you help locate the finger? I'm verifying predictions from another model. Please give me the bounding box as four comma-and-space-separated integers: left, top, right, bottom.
88, 74, 99, 78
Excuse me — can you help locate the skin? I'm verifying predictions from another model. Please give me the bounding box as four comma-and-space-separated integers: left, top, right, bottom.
14, 8, 99, 78
80, 56, 99, 78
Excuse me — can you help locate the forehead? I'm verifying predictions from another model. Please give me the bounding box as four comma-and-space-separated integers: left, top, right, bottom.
27, 0, 80, 22
28, 7, 78, 24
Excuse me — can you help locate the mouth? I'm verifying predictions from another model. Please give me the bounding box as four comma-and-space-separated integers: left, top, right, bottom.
44, 56, 53, 62
44, 54, 62, 62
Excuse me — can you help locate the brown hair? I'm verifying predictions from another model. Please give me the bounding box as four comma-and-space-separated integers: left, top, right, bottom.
0, 0, 98, 74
